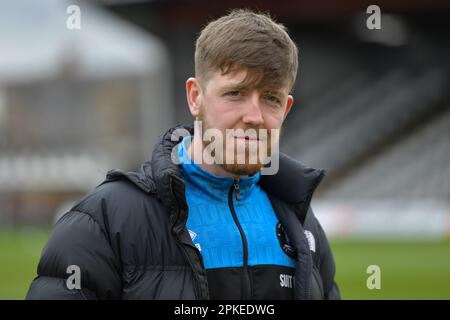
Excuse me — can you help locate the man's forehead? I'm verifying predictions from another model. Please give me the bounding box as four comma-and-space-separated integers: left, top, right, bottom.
220, 75, 288, 94
212, 69, 289, 94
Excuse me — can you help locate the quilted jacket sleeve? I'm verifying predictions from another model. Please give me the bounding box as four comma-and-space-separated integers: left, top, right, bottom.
26, 210, 122, 300
313, 213, 340, 300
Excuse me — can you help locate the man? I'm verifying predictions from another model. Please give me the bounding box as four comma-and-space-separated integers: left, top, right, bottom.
27, 9, 339, 300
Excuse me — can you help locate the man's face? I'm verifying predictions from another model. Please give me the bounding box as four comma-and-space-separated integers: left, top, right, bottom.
187, 68, 293, 176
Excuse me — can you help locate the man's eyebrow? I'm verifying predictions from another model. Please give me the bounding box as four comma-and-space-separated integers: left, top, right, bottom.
262, 89, 285, 97
265, 90, 283, 95
219, 83, 287, 97
220, 83, 249, 92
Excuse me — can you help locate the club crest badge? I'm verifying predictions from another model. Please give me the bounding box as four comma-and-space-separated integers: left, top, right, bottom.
276, 222, 297, 259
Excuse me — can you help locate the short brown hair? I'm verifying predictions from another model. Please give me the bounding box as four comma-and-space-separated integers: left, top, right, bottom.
195, 9, 299, 93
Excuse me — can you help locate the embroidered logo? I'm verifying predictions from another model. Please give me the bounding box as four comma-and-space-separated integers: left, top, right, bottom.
304, 230, 316, 252
188, 229, 197, 241
188, 229, 201, 252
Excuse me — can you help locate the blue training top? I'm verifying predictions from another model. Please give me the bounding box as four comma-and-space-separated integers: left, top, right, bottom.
177, 135, 296, 270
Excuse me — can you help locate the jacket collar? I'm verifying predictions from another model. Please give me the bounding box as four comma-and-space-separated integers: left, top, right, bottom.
178, 135, 260, 202
104, 124, 325, 211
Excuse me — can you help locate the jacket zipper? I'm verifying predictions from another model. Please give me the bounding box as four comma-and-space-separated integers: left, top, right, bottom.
234, 179, 241, 201
228, 179, 251, 299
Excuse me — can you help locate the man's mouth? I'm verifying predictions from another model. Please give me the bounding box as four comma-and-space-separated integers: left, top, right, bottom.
234, 136, 259, 141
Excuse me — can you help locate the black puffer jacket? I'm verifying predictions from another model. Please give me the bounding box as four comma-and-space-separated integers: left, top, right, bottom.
26, 125, 340, 300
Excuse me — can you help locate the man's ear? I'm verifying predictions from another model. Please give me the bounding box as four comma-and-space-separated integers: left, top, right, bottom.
186, 77, 202, 118
283, 95, 294, 120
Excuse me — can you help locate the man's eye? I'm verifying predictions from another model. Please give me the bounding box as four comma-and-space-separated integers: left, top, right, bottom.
226, 91, 241, 97
265, 95, 281, 104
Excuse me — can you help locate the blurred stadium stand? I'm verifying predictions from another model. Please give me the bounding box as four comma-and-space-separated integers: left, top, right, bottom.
0, 0, 173, 224
1, 0, 449, 238
283, 67, 447, 185
324, 105, 450, 199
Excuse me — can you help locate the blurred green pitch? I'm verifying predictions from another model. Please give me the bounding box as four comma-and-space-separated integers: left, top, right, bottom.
1, 228, 449, 299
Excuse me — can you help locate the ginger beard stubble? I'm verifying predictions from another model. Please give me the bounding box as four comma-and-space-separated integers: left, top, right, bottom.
196, 101, 279, 177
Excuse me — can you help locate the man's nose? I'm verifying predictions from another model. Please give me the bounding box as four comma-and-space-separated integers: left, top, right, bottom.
242, 94, 264, 126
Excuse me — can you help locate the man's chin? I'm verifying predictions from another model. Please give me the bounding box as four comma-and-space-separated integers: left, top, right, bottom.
219, 163, 262, 177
